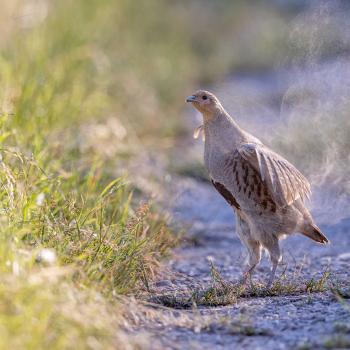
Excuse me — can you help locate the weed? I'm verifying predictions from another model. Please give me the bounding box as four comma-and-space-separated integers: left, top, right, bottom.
151, 265, 332, 308
323, 336, 350, 349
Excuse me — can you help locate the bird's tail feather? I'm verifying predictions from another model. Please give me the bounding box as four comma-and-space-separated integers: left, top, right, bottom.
301, 224, 329, 244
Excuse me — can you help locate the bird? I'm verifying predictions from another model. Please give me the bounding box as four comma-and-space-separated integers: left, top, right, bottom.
186, 90, 329, 288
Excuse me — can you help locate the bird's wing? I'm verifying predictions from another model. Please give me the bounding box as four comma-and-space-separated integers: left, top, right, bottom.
237, 143, 311, 206
211, 179, 240, 210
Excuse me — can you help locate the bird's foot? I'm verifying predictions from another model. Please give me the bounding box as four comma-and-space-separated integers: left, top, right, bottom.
239, 273, 249, 289
240, 272, 255, 291
266, 275, 275, 290
249, 279, 256, 290
266, 262, 278, 290
266, 281, 273, 290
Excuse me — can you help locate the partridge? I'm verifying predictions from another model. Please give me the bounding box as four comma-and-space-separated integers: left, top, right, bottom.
186, 90, 328, 287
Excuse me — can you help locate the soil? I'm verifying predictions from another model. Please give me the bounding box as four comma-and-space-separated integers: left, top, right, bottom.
141, 63, 350, 350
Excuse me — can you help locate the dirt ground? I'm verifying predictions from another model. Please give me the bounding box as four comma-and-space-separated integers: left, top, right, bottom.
140, 64, 350, 350
146, 177, 350, 349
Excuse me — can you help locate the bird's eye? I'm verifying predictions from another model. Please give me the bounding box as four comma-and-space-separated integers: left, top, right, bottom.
202, 95, 208, 100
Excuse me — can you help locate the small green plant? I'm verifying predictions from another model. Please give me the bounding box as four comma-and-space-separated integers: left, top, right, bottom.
323, 336, 350, 349
151, 264, 332, 309
189, 262, 242, 307
306, 271, 330, 293
205, 315, 271, 336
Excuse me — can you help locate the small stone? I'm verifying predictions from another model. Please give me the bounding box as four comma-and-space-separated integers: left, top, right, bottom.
35, 193, 45, 206
35, 248, 57, 266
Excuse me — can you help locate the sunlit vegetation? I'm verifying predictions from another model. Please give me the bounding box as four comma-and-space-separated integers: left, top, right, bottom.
0, 0, 346, 347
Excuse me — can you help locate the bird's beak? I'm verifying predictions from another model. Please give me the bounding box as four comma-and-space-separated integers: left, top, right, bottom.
186, 95, 196, 103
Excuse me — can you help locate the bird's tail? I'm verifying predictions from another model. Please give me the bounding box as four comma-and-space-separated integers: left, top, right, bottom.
301, 224, 329, 244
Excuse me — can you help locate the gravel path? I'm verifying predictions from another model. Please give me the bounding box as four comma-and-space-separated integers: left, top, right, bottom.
131, 60, 350, 349
146, 177, 350, 350
142, 63, 350, 349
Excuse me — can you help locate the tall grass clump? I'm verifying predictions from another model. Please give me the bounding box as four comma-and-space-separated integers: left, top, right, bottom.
0, 0, 198, 347
0, 0, 307, 347
0, 144, 172, 348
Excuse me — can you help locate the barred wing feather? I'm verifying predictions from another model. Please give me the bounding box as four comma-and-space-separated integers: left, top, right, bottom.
237, 143, 311, 206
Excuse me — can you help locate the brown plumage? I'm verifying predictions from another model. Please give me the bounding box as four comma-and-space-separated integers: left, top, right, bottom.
186, 90, 329, 287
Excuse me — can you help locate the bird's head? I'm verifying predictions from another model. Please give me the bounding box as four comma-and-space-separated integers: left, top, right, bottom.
186, 90, 224, 121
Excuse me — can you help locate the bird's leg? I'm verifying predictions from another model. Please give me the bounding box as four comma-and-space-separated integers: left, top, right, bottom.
266, 241, 281, 289
267, 261, 278, 289
241, 265, 256, 289
240, 241, 261, 289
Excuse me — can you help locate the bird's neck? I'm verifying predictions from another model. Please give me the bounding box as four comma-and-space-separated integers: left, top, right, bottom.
203, 110, 247, 151
201, 104, 226, 124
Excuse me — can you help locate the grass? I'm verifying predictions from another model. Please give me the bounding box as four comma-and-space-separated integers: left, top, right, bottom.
298, 300, 350, 349
0, 147, 175, 348
0, 0, 200, 347
1, 0, 293, 347
0, 0, 348, 348
150, 263, 331, 309
201, 315, 272, 337
323, 337, 350, 349
0, 276, 133, 349
326, 324, 350, 345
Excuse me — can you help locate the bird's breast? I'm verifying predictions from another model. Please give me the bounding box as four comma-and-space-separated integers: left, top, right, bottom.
204, 144, 230, 181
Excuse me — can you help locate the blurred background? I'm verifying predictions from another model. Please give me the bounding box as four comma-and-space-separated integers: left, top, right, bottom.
1, 0, 349, 195
0, 0, 349, 347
